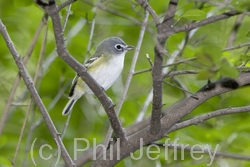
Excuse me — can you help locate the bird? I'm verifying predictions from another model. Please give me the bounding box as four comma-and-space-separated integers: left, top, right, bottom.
62, 37, 134, 115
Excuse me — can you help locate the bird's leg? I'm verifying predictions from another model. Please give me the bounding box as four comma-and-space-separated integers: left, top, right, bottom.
108, 97, 116, 108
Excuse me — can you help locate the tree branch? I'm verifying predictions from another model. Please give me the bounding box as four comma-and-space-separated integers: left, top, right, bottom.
173, 10, 241, 34
170, 105, 250, 132
82, 0, 142, 26
92, 74, 250, 166
162, 70, 198, 78
36, 1, 127, 141
149, 0, 179, 135
133, 57, 196, 75
223, 42, 250, 51
136, 0, 160, 26
151, 142, 250, 161
0, 19, 75, 167
161, 75, 249, 134
58, 0, 77, 11
102, 8, 149, 149
0, 14, 48, 135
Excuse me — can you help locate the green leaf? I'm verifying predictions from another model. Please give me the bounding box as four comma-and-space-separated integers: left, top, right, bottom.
202, 45, 222, 63
197, 53, 214, 66
196, 45, 222, 67
219, 59, 239, 77
246, 31, 250, 38
181, 9, 206, 21
197, 69, 216, 80
241, 53, 250, 63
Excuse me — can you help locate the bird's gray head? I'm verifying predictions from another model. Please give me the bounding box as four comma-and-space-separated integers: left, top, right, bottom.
95, 37, 134, 55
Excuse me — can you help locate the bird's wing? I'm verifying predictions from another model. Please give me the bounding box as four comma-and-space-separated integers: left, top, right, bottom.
68, 75, 79, 98
68, 53, 103, 97
84, 53, 102, 68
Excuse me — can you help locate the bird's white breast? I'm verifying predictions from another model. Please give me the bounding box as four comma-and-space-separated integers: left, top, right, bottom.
84, 53, 125, 94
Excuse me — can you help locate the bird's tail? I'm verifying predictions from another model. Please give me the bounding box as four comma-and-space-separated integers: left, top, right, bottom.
62, 98, 76, 116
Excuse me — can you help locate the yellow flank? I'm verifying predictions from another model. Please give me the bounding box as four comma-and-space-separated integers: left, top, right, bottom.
76, 77, 85, 87
74, 54, 111, 94
75, 78, 85, 94
87, 54, 109, 72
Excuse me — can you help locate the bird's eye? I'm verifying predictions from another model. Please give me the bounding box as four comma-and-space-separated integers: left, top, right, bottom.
115, 44, 123, 51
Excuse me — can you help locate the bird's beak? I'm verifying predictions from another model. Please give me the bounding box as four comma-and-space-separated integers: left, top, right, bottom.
125, 45, 134, 51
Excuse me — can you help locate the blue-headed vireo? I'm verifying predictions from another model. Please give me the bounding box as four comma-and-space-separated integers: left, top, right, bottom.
62, 37, 134, 115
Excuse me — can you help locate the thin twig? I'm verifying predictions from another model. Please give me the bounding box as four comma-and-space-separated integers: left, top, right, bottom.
136, 0, 160, 25
169, 105, 250, 132
226, 14, 245, 48
162, 70, 197, 78
58, 0, 77, 11
13, 99, 33, 167
136, 88, 153, 122
146, 54, 153, 67
163, 81, 195, 96
62, 3, 73, 31
172, 77, 190, 97
82, 0, 142, 26
151, 142, 250, 161
133, 57, 196, 75
22, 102, 36, 167
223, 42, 250, 51
171, 10, 241, 37
85, 8, 97, 61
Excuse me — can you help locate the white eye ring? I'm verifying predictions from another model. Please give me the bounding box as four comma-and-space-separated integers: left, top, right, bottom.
115, 44, 123, 51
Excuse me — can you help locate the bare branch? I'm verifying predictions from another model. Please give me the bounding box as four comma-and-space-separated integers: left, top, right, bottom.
0, 19, 75, 167
133, 57, 197, 75
173, 10, 241, 34
150, 45, 163, 134
152, 142, 250, 161
62, 3, 73, 31
101, 7, 149, 159
226, 14, 245, 48
170, 105, 250, 132
163, 0, 178, 25
223, 42, 250, 51
162, 70, 198, 78
136, 0, 160, 25
156, 0, 179, 42
84, 8, 97, 61
149, 0, 179, 134
58, 0, 77, 11
82, 0, 142, 26
37, 1, 127, 141
146, 54, 153, 67
0, 15, 48, 135
162, 81, 195, 96
136, 89, 153, 122
161, 75, 249, 134
92, 74, 250, 166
